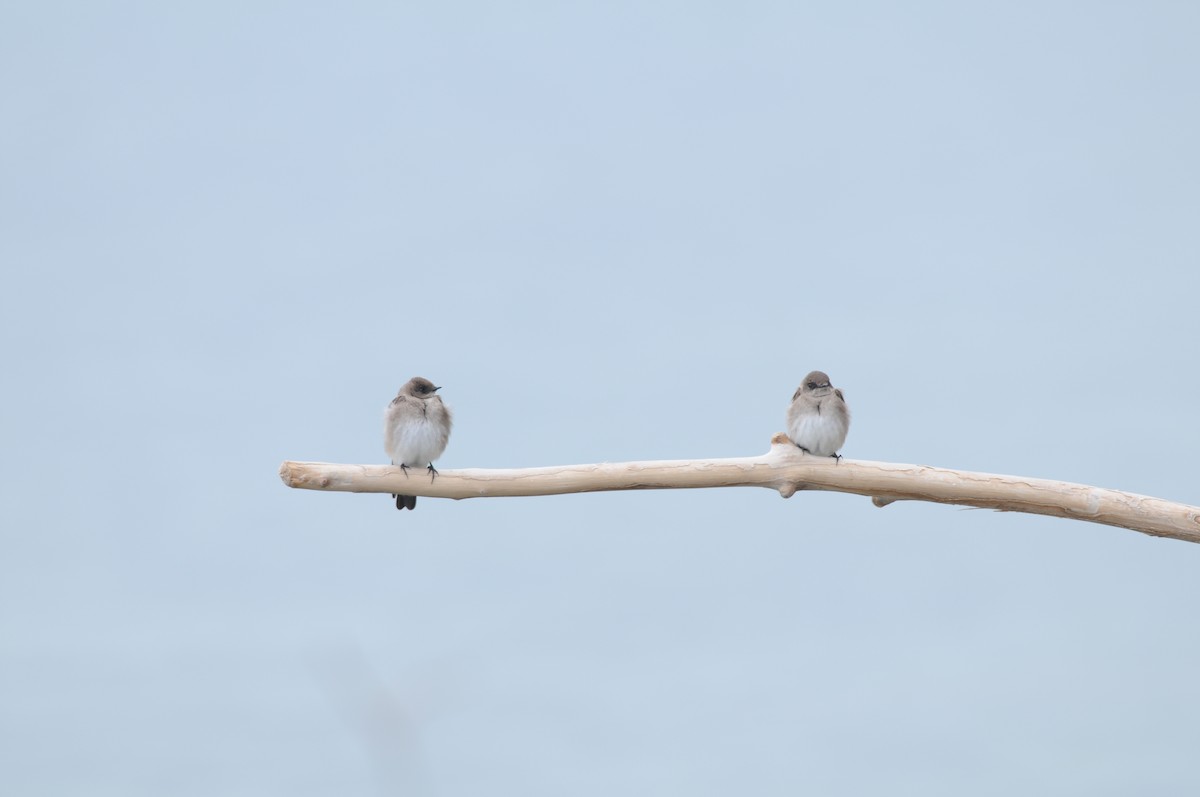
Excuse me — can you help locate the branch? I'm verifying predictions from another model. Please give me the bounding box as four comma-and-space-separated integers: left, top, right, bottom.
279, 433, 1200, 544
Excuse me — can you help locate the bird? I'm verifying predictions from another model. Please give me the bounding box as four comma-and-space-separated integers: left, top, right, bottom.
786, 370, 850, 459
383, 377, 452, 510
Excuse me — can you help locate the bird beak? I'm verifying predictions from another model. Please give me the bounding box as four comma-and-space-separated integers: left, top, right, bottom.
433, 386, 442, 392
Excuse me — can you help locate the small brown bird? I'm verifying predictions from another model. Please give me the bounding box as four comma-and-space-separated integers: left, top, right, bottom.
786, 370, 850, 458
383, 377, 452, 510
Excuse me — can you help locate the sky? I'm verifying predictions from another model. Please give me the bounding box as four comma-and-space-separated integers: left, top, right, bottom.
2, 1, 1199, 794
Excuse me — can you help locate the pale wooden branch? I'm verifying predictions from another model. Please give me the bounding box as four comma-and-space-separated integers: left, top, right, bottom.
279, 433, 1200, 544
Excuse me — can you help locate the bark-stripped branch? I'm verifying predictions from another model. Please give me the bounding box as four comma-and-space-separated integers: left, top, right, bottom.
279, 434, 1200, 544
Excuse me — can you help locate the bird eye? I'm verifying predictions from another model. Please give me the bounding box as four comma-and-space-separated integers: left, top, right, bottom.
807, 382, 817, 390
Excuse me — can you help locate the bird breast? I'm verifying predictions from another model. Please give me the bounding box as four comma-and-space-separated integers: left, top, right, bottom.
786, 407, 848, 457
385, 412, 449, 466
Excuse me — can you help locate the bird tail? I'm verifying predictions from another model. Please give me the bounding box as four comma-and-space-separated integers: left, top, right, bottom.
393, 494, 417, 511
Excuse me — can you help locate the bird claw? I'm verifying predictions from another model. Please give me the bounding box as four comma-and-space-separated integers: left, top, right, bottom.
797, 445, 842, 464
427, 463, 439, 482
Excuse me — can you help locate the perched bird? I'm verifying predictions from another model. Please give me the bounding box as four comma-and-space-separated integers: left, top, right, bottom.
786, 370, 850, 459
384, 377, 452, 510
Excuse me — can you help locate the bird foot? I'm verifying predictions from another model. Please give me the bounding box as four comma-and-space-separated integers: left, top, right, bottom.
427, 463, 439, 482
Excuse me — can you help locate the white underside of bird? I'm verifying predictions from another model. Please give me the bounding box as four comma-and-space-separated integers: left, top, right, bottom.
787, 411, 848, 457
385, 415, 448, 467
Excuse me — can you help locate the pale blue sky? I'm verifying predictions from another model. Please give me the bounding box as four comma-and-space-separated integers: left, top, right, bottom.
3, 2, 1199, 795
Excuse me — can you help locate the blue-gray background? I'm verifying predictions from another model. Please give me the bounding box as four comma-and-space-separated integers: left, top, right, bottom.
3, 2, 1198, 794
